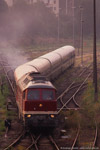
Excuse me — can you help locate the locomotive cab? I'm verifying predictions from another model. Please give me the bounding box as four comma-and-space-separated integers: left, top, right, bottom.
24, 85, 57, 112
16, 75, 58, 127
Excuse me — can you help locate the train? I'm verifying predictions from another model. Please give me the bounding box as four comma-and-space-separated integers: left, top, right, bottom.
14, 45, 75, 127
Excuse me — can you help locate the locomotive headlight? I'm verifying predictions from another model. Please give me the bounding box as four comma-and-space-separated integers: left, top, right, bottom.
27, 114, 31, 118
39, 104, 43, 107
50, 115, 55, 118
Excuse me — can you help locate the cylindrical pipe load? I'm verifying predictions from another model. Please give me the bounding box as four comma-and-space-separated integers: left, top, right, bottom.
14, 45, 75, 82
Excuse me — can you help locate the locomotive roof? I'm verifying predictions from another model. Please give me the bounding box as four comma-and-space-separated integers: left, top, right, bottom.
26, 81, 56, 90
17, 73, 56, 91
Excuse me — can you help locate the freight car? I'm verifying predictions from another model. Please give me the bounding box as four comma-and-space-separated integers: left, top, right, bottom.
14, 45, 75, 127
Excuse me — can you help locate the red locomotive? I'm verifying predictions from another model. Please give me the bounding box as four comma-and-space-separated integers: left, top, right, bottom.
14, 46, 75, 127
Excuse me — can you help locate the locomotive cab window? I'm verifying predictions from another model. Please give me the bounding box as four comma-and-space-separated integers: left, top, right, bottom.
42, 89, 54, 100
27, 88, 55, 101
27, 89, 40, 100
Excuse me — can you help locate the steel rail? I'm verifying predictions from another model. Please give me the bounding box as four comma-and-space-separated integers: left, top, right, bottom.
0, 60, 15, 95
49, 135, 60, 150
0, 59, 17, 110
59, 83, 87, 109
57, 70, 92, 114
57, 63, 92, 101
4, 130, 25, 150
57, 63, 92, 111
26, 134, 41, 150
71, 128, 80, 150
92, 121, 98, 150
6, 69, 15, 93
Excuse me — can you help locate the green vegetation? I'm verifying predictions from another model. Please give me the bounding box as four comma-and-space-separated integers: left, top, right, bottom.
0, 76, 12, 135
80, 81, 100, 127
53, 67, 75, 88
63, 110, 81, 129
0, 94, 8, 134
63, 81, 100, 130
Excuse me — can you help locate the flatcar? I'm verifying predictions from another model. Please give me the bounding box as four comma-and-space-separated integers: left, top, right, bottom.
14, 45, 75, 127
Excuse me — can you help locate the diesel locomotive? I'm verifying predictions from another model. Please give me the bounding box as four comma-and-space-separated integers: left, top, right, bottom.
14, 45, 75, 127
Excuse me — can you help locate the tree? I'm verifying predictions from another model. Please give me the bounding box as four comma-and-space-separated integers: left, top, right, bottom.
11, 1, 57, 38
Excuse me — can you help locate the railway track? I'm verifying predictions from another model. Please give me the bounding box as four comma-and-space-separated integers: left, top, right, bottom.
4, 130, 60, 150
1, 52, 100, 150
4, 131, 40, 150
92, 122, 98, 149
57, 63, 93, 113
31, 134, 60, 150
0, 54, 61, 150
4, 130, 26, 150
26, 133, 41, 150
55, 128, 80, 150
78, 122, 98, 149
73, 122, 98, 150
0, 56, 20, 119
0, 55, 82, 150
0, 56, 15, 92
57, 124, 98, 150
71, 128, 80, 150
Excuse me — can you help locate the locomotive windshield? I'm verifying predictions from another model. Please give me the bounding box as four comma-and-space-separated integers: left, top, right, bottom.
27, 89, 55, 100
27, 89, 39, 100
42, 90, 54, 100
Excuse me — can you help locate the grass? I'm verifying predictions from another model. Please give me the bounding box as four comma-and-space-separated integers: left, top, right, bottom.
53, 67, 75, 87
23, 42, 67, 53
63, 110, 81, 129
80, 81, 100, 127
0, 76, 12, 136
62, 80, 100, 130
23, 38, 100, 52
